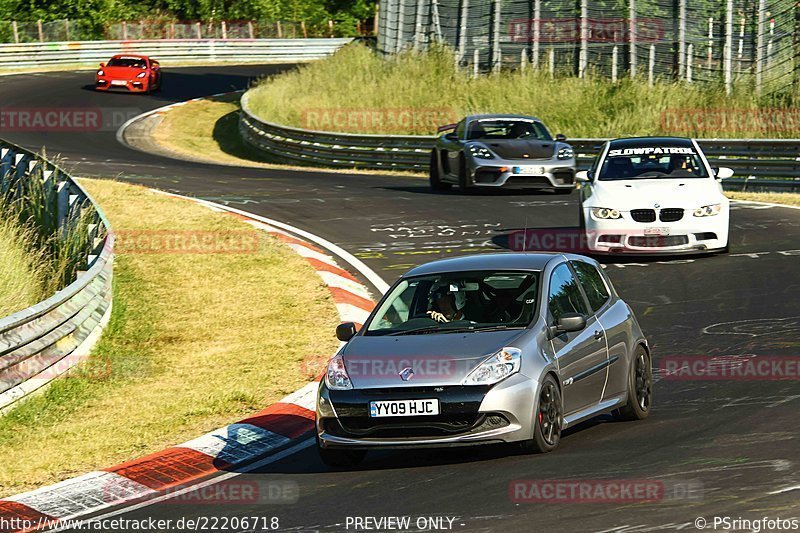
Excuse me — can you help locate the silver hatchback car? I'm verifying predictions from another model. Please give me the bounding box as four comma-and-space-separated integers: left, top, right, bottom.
316, 253, 652, 467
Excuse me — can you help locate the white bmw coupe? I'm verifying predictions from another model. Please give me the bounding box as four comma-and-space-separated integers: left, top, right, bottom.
577, 137, 732, 255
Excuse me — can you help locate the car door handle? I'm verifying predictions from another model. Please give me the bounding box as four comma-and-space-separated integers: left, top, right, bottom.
594, 330, 604, 341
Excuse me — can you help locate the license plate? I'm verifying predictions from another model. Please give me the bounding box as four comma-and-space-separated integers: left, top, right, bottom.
111, 80, 127, 86
644, 227, 670, 235
514, 165, 545, 175
369, 399, 439, 417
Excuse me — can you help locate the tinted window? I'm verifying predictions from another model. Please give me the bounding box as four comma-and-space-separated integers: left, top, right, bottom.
107, 57, 147, 68
466, 119, 552, 141
548, 264, 589, 321
454, 120, 466, 139
599, 146, 708, 180
572, 261, 610, 313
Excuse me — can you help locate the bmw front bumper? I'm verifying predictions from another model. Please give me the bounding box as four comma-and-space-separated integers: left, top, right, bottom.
316, 373, 536, 449
583, 208, 729, 254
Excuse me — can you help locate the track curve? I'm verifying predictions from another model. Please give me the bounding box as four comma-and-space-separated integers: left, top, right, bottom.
1, 66, 799, 532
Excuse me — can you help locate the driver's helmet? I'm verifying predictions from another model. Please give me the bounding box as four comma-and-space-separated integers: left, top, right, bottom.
430, 282, 467, 310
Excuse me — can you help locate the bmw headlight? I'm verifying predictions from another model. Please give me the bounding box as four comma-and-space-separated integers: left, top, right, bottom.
557, 147, 574, 160
468, 144, 495, 159
136, 71, 147, 78
324, 353, 353, 390
693, 204, 721, 217
591, 207, 622, 220
463, 347, 521, 386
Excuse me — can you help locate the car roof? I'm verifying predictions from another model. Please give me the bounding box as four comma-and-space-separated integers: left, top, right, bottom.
111, 54, 149, 60
466, 114, 542, 123
608, 136, 694, 148
404, 253, 561, 277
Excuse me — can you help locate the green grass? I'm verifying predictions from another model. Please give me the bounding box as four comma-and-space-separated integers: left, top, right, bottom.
0, 179, 340, 495
0, 215, 48, 317
246, 43, 800, 138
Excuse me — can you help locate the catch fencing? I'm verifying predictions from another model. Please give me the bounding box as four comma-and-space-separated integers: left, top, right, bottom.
239, 96, 800, 191
377, 0, 798, 95
0, 140, 113, 413
0, 38, 352, 69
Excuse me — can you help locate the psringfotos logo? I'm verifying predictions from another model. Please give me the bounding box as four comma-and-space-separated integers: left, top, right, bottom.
113, 229, 263, 254
508, 479, 703, 503
300, 108, 456, 133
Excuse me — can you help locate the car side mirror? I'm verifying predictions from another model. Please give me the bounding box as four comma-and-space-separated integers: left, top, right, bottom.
444, 132, 458, 141
336, 322, 357, 342
556, 133, 567, 142
575, 170, 590, 183
99, 62, 105, 67
549, 313, 587, 338
713, 167, 734, 180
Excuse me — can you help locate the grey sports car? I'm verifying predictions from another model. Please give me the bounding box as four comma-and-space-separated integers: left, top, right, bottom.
429, 114, 577, 192
316, 253, 652, 467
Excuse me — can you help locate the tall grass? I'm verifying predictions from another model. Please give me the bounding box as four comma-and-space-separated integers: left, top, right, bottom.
0, 154, 98, 316
247, 43, 800, 138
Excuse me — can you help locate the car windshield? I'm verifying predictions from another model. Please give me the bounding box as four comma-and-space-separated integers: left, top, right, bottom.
599, 146, 708, 180
107, 57, 147, 68
365, 270, 540, 336
466, 120, 551, 141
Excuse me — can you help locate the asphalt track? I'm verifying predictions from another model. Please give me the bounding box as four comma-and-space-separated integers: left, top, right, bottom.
1, 66, 799, 532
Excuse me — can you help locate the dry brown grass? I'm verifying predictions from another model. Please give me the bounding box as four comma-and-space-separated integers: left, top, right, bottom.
726, 191, 800, 207
0, 179, 339, 495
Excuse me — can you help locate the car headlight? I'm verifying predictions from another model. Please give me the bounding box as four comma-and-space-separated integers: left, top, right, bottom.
591, 207, 622, 220
468, 145, 495, 159
324, 353, 353, 390
136, 72, 147, 78
97, 70, 104, 76
693, 204, 721, 217
557, 147, 574, 160
463, 347, 521, 386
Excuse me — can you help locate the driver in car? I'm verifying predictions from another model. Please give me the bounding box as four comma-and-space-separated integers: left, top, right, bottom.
427, 283, 470, 323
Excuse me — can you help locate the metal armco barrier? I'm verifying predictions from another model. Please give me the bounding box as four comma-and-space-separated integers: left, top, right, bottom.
240, 96, 800, 191
0, 140, 113, 413
0, 38, 352, 68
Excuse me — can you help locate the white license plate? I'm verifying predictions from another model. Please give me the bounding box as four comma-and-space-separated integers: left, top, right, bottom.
644, 227, 670, 235
369, 399, 439, 417
111, 80, 127, 86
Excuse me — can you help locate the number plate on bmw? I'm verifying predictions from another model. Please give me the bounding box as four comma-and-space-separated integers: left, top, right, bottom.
644, 227, 670, 235
369, 399, 439, 417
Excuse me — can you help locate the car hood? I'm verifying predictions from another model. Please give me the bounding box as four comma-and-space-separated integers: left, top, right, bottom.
481, 140, 556, 160
101, 66, 145, 78
590, 178, 723, 210
341, 329, 526, 388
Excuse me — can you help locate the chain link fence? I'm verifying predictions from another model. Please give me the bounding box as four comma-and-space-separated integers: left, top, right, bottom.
0, 18, 351, 44
377, 0, 798, 95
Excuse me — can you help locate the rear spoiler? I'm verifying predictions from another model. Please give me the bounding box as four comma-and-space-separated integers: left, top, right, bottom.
437, 123, 457, 133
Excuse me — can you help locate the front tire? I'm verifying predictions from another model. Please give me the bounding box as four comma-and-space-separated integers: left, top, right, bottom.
429, 150, 450, 191
458, 154, 470, 192
613, 346, 652, 421
520, 374, 562, 453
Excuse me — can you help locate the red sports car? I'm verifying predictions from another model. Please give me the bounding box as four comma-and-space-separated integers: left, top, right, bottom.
95, 54, 162, 93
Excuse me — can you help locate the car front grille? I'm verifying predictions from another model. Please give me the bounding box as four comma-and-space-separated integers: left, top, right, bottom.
659, 208, 684, 222
504, 176, 552, 187
628, 235, 690, 247
631, 209, 657, 222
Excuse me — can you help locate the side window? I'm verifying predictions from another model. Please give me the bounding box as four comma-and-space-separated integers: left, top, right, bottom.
548, 263, 589, 321
571, 261, 610, 313
454, 120, 466, 139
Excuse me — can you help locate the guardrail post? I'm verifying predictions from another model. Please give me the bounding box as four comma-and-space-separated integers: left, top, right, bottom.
57, 181, 70, 235
0, 148, 13, 192
329, 20, 335, 38
64, 19, 70, 40
122, 21, 127, 40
